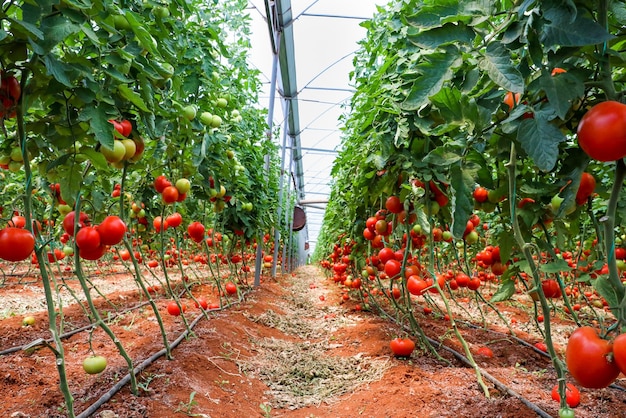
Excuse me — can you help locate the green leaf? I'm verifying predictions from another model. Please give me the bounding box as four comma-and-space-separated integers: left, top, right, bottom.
42, 55, 76, 88
496, 228, 515, 263
79, 105, 115, 149
402, 49, 461, 111
450, 164, 473, 240
592, 276, 620, 316
407, 23, 475, 49
516, 117, 566, 172
117, 85, 150, 112
81, 148, 109, 171
539, 71, 584, 120
543, 15, 614, 48
539, 259, 571, 273
423, 148, 462, 166
480, 43, 524, 93
489, 278, 516, 302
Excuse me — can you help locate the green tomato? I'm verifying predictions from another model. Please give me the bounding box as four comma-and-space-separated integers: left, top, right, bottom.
83, 355, 107, 374
216, 97, 228, 108
200, 112, 213, 126
182, 105, 197, 121
558, 407, 575, 418
175, 178, 191, 194
22, 316, 35, 326
464, 230, 479, 245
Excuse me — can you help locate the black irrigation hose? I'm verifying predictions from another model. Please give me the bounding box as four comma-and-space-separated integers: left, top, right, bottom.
74, 290, 250, 418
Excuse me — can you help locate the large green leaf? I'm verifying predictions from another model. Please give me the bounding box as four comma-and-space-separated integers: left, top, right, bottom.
543, 15, 614, 48
407, 22, 475, 49
402, 49, 461, 111
450, 164, 474, 240
479, 42, 524, 93
79, 105, 115, 149
489, 276, 516, 302
539, 71, 585, 120
592, 276, 621, 317
516, 116, 566, 172
117, 85, 150, 112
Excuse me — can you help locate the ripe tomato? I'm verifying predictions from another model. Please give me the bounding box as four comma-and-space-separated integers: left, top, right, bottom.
63, 211, 90, 236
473, 187, 489, 203
119, 119, 132, 137
407, 275, 428, 296
161, 186, 179, 204
385, 195, 403, 214
541, 279, 562, 298
187, 221, 205, 242
378, 247, 395, 264
97, 215, 126, 245
577, 101, 626, 161
389, 337, 415, 357
225, 282, 237, 295
503, 91, 521, 110
575, 172, 596, 205
75, 226, 101, 251
154, 175, 171, 193
195, 297, 208, 310
79, 244, 107, 260
0, 227, 35, 261
476, 346, 494, 358
551, 383, 580, 408
384, 259, 401, 278
565, 326, 620, 388
166, 212, 183, 228
612, 333, 626, 375
153, 216, 169, 232
167, 301, 184, 316
8, 215, 25, 228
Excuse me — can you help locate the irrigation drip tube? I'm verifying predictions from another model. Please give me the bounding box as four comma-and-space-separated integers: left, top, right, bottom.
74, 290, 250, 418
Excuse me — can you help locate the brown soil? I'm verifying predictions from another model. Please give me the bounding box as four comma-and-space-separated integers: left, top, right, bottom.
1, 264, 625, 418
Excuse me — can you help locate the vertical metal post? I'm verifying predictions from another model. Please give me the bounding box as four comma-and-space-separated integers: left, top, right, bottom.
271, 104, 290, 278
255, 24, 280, 287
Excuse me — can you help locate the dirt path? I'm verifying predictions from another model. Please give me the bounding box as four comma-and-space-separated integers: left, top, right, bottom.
1, 265, 626, 417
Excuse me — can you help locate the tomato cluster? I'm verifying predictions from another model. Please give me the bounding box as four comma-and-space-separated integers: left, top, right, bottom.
62, 211, 127, 260
154, 175, 188, 204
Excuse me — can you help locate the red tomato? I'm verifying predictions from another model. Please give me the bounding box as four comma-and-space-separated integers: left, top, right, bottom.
187, 221, 205, 242
62, 211, 90, 236
503, 91, 520, 110
455, 272, 470, 287
385, 195, 403, 214
384, 259, 401, 278
0, 227, 35, 261
225, 282, 237, 295
551, 383, 580, 408
167, 301, 184, 316
612, 333, 626, 375
473, 187, 489, 203
407, 275, 428, 296
75, 226, 101, 251
79, 244, 107, 260
534, 342, 548, 352
97, 215, 126, 245
166, 212, 183, 228
153, 216, 169, 232
389, 337, 415, 357
541, 279, 562, 298
154, 175, 171, 193
195, 297, 208, 310
565, 327, 620, 388
8, 215, 25, 228
119, 119, 132, 137
161, 186, 179, 204
476, 346, 494, 358
575, 172, 596, 205
378, 247, 395, 264
577, 101, 626, 161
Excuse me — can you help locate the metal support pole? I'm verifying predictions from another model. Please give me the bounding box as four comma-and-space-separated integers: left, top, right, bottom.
255, 23, 280, 287
271, 103, 290, 278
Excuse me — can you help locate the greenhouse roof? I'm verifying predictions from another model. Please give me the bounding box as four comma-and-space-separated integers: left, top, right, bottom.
247, 0, 378, 253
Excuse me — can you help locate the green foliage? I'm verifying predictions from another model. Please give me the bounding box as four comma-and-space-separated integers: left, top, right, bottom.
0, 0, 279, 240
